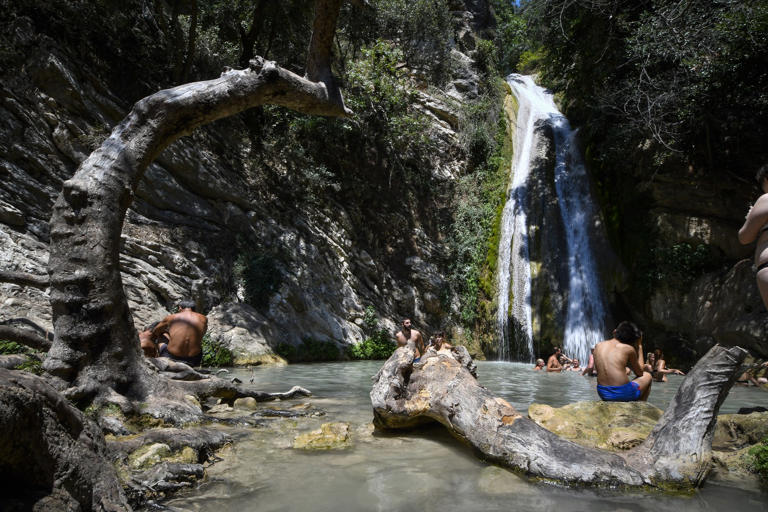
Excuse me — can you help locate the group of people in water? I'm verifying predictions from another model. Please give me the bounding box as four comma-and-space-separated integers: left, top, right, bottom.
531, 322, 683, 402
138, 300, 208, 367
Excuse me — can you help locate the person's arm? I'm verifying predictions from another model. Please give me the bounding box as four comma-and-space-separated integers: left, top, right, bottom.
628, 345, 644, 378
739, 194, 768, 244
151, 315, 173, 341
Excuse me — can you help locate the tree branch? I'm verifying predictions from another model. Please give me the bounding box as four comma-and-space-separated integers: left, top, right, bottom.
0, 270, 49, 289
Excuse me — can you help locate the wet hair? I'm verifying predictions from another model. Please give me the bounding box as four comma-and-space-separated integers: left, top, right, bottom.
614, 321, 642, 344
654, 348, 663, 360
756, 164, 768, 186
179, 299, 196, 311
145, 321, 160, 332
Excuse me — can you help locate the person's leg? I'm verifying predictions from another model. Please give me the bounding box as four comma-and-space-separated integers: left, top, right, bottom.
756, 268, 768, 310
635, 373, 652, 401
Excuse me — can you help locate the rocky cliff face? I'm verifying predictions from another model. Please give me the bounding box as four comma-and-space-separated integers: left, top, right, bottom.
0, 2, 490, 361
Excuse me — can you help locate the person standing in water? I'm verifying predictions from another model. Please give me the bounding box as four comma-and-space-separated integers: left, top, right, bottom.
593, 321, 652, 401
395, 318, 425, 362
739, 164, 768, 310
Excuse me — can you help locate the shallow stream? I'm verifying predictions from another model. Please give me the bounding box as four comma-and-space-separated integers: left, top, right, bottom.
164, 361, 768, 511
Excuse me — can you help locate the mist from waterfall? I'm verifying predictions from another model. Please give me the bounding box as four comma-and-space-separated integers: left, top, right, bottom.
496, 75, 606, 364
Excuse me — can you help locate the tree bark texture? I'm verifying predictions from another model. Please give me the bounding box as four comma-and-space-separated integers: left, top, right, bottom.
43, 0, 349, 406
0, 368, 129, 511
370, 344, 747, 489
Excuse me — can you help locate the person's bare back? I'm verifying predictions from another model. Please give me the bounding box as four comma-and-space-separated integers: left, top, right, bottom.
153, 300, 207, 366
593, 321, 651, 402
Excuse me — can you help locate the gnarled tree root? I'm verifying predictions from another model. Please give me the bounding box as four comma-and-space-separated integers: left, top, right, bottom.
371, 344, 746, 489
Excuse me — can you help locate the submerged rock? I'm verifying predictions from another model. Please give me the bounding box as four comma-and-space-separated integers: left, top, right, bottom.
528, 401, 663, 451
293, 422, 350, 450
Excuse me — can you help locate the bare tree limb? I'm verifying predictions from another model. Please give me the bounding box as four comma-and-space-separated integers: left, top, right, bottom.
0, 270, 49, 289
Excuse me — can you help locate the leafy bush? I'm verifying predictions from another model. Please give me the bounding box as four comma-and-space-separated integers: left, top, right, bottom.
347, 306, 395, 360
450, 87, 512, 327
642, 242, 724, 292
201, 334, 234, 367
276, 338, 341, 363
348, 331, 395, 360
234, 251, 282, 310
0, 340, 28, 355
749, 436, 768, 483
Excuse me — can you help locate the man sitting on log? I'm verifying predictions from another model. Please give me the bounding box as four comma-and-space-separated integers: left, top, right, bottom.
395, 318, 425, 363
593, 321, 652, 401
151, 300, 208, 367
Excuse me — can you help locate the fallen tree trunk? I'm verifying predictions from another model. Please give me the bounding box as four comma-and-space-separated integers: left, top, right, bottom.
370, 344, 747, 489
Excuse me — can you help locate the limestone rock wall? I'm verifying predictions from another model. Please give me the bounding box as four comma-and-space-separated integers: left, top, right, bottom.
0, 4, 481, 360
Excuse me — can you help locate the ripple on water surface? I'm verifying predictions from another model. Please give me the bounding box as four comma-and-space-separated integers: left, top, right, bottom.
164, 360, 768, 511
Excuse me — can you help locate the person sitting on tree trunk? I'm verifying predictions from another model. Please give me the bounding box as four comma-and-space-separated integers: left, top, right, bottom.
152, 300, 207, 367
593, 321, 652, 402
395, 318, 425, 363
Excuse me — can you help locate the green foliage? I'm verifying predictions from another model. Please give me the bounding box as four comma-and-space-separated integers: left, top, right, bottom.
234, 250, 282, 310
0, 340, 27, 355
491, 0, 536, 74
524, 0, 768, 176
276, 338, 341, 363
641, 242, 724, 293
14, 357, 43, 375
749, 436, 768, 483
347, 306, 395, 360
449, 83, 512, 327
201, 334, 234, 367
372, 0, 453, 84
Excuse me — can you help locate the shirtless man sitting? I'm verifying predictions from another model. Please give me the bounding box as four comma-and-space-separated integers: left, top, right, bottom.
152, 300, 208, 367
547, 347, 564, 372
593, 321, 652, 401
395, 318, 425, 362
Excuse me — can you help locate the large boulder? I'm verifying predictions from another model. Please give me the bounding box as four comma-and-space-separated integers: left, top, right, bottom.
529, 401, 768, 489
0, 368, 129, 511
206, 302, 286, 366
528, 401, 663, 451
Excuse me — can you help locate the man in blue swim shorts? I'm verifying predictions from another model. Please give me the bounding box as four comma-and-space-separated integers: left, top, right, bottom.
593, 321, 652, 402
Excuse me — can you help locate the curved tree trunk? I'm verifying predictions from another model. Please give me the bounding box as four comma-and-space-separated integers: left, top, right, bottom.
371, 344, 747, 490
42, 0, 349, 409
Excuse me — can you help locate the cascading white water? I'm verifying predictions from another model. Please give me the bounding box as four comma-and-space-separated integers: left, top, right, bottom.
552, 118, 606, 365
496, 74, 606, 364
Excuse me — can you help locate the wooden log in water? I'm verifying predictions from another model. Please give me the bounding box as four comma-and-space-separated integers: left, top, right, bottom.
371, 344, 747, 489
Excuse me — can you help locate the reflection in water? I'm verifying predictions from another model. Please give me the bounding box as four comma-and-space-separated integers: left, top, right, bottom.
164, 361, 768, 511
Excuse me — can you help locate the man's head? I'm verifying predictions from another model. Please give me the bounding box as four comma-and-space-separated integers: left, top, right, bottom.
553, 346, 562, 356
536, 358, 545, 367
402, 318, 412, 330
179, 299, 196, 312
614, 321, 642, 344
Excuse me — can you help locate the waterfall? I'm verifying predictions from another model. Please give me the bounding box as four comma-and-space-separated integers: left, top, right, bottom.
496, 75, 606, 364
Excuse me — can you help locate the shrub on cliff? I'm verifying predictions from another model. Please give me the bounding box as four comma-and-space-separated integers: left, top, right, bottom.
348, 306, 395, 360
749, 436, 768, 483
